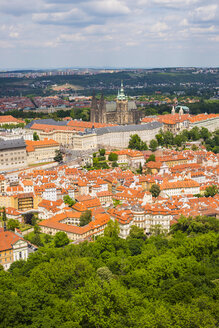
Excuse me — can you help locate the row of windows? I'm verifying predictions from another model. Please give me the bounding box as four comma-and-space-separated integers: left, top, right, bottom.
0, 257, 12, 263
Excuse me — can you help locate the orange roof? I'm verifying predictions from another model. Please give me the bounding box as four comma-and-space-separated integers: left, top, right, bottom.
188, 114, 219, 123
67, 120, 116, 129
30, 123, 84, 132
0, 230, 25, 251
0, 115, 25, 124
39, 211, 110, 236
161, 179, 200, 190
26, 138, 59, 152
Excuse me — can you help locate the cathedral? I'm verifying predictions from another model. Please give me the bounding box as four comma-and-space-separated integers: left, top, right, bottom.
90, 82, 142, 125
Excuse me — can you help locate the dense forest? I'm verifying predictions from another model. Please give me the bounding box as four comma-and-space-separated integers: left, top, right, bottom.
0, 216, 218, 328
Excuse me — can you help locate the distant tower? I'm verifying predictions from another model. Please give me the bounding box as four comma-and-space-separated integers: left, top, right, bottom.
116, 81, 129, 124
171, 105, 175, 115
179, 106, 184, 116
99, 93, 106, 123
90, 90, 98, 122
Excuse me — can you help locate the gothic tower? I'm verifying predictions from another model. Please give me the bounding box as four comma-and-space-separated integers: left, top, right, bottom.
116, 81, 129, 125
90, 90, 98, 122
99, 93, 106, 123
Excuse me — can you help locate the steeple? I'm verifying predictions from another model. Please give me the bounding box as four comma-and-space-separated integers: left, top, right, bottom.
179, 106, 184, 116
91, 90, 97, 108
171, 105, 175, 115
117, 80, 127, 101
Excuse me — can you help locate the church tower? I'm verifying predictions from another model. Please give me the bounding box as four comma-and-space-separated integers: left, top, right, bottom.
179, 106, 184, 117
116, 81, 129, 124
99, 93, 106, 123
90, 90, 98, 122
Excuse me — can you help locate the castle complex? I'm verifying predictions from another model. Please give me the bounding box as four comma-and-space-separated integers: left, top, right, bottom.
90, 82, 142, 125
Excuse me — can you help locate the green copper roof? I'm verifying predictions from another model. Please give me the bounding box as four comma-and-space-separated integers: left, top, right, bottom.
117, 80, 127, 101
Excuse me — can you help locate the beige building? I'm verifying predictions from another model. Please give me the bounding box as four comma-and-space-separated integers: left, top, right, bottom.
189, 114, 219, 132
29, 124, 77, 147
70, 122, 162, 150
0, 139, 27, 172
26, 138, 59, 165
72, 133, 97, 150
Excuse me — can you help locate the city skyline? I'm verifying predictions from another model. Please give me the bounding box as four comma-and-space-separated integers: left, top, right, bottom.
0, 0, 219, 69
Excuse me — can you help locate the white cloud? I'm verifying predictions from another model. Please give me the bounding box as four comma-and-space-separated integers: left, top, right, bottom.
87, 0, 130, 15
153, 0, 199, 7
57, 33, 85, 42
190, 4, 218, 22
0, 0, 218, 68
150, 22, 169, 33
9, 31, 19, 38
0, 40, 15, 48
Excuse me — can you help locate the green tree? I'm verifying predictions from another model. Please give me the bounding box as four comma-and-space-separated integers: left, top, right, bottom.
54, 150, 63, 163
99, 149, 106, 156
7, 219, 20, 231
34, 224, 41, 234
189, 127, 200, 141
163, 131, 174, 146
63, 195, 76, 207
150, 184, 161, 197
104, 219, 120, 238
191, 144, 198, 151
70, 109, 75, 119
156, 133, 164, 146
149, 139, 158, 151
108, 152, 118, 161
128, 238, 143, 256
146, 154, 156, 163
31, 233, 44, 247
204, 185, 218, 197
174, 134, 184, 147
23, 212, 36, 225
200, 127, 211, 140
2, 207, 7, 222
113, 199, 122, 207
112, 161, 118, 167
79, 210, 92, 226
97, 266, 113, 282
145, 107, 158, 116
137, 162, 143, 174
54, 231, 70, 247
33, 132, 39, 141
128, 225, 146, 240
128, 134, 148, 150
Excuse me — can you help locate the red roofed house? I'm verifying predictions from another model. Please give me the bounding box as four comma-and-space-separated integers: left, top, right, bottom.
0, 228, 29, 270
0, 115, 25, 126
160, 179, 200, 197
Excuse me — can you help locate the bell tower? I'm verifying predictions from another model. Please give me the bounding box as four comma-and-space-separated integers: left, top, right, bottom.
116, 81, 129, 124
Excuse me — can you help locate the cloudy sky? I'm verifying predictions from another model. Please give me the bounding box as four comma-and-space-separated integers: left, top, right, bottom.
0, 0, 218, 69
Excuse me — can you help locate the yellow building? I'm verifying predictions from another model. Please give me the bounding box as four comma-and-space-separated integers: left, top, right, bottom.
12, 193, 42, 211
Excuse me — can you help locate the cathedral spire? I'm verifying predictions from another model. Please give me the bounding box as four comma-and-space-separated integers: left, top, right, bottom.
117, 80, 127, 101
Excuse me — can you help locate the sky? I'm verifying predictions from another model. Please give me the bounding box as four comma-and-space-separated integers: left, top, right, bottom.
0, 0, 218, 69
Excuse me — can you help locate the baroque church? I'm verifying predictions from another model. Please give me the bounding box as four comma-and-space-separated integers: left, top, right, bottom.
90, 82, 142, 125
